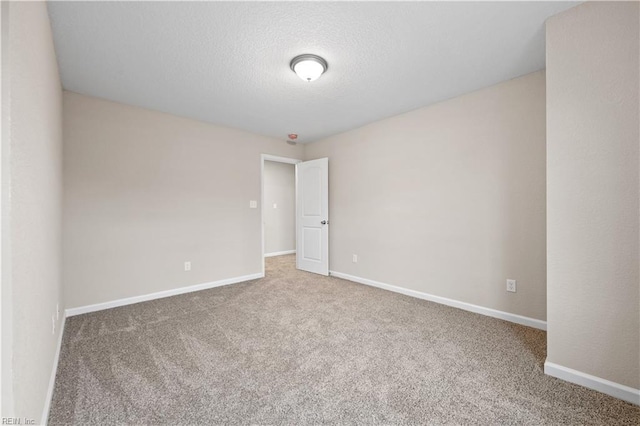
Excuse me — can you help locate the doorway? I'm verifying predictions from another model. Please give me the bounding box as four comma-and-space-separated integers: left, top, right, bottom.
261, 155, 300, 276
260, 154, 330, 277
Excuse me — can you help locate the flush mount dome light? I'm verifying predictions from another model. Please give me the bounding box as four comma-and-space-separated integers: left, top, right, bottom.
290, 54, 328, 82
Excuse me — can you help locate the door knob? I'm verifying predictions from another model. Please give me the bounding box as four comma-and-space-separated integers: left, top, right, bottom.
321, 220, 328, 225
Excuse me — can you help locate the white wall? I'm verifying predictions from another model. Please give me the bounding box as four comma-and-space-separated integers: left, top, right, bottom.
546, 1, 639, 390
1, 1, 64, 421
264, 160, 295, 255
63, 91, 304, 310
305, 71, 547, 321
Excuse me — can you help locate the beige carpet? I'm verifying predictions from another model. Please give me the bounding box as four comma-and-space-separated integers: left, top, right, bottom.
49, 255, 639, 425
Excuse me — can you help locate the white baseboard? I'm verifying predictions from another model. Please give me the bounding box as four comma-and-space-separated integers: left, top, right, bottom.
329, 271, 547, 331
65, 273, 264, 317
544, 361, 640, 405
41, 311, 66, 426
264, 250, 296, 258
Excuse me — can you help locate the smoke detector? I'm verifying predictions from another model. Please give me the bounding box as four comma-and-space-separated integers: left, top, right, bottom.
286, 133, 298, 145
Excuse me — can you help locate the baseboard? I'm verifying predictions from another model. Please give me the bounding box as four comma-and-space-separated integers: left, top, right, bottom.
329, 271, 546, 331
264, 250, 296, 257
544, 361, 640, 405
41, 311, 66, 425
65, 273, 264, 317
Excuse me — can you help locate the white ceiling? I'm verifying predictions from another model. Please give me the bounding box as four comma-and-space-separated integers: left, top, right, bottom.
48, 1, 578, 143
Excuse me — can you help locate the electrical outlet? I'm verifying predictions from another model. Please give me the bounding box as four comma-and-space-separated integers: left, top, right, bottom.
52, 315, 55, 335
352, 254, 358, 263
507, 279, 517, 293
273, 203, 277, 209
184, 261, 191, 271
249, 200, 257, 208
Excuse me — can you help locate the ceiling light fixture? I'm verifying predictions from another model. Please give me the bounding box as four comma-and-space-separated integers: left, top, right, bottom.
290, 54, 328, 82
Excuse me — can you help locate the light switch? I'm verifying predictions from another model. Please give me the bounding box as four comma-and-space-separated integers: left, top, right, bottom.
273, 203, 277, 209
249, 200, 257, 208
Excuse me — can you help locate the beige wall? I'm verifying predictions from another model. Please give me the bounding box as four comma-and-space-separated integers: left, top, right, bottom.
305, 71, 547, 321
546, 2, 639, 389
5, 0, 637, 417
63, 91, 303, 309
264, 160, 295, 255
2, 1, 64, 421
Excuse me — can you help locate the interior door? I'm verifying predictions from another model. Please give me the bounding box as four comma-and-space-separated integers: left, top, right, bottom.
296, 158, 329, 275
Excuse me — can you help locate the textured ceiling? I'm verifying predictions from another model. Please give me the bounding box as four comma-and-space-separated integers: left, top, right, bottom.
48, 1, 578, 143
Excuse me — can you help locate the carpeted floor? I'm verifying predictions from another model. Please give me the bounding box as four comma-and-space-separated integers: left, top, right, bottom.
49, 255, 639, 425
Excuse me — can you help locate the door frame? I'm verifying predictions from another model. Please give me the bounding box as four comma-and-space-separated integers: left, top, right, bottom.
260, 154, 302, 276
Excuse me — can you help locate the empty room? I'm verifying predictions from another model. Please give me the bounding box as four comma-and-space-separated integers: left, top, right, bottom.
2, 1, 639, 425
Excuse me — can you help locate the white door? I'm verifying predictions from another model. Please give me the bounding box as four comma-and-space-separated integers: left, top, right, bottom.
296, 158, 329, 275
